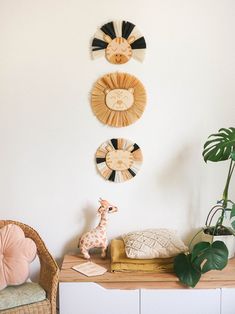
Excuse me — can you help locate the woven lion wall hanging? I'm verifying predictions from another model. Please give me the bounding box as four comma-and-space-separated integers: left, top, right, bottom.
95, 138, 143, 183
91, 72, 146, 127
91, 20, 146, 64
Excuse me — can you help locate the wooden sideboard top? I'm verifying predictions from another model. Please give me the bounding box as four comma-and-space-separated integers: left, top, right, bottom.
59, 254, 235, 289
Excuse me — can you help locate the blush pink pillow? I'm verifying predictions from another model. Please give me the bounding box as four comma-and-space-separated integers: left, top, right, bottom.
0, 224, 37, 290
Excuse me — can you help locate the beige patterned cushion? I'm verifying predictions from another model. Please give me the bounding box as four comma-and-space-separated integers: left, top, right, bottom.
0, 282, 46, 310
123, 229, 188, 259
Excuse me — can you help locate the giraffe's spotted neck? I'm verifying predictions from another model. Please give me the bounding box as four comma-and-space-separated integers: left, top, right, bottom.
98, 212, 108, 229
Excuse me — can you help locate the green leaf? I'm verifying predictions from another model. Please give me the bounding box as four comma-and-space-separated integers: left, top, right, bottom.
230, 203, 235, 229
223, 145, 233, 160
193, 241, 228, 274
219, 127, 234, 135
202, 127, 235, 162
174, 253, 201, 288
231, 151, 235, 161
191, 242, 211, 261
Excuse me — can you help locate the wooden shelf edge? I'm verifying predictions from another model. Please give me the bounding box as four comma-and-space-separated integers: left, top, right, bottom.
59, 254, 235, 290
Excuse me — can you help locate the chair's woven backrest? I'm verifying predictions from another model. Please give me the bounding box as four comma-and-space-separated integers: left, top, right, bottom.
0, 220, 59, 314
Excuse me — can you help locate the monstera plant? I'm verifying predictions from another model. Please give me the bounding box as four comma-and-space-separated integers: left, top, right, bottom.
174, 127, 235, 287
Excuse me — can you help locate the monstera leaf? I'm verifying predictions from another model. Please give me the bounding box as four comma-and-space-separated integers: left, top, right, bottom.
174, 253, 201, 288
203, 127, 235, 162
192, 241, 228, 274
174, 241, 228, 288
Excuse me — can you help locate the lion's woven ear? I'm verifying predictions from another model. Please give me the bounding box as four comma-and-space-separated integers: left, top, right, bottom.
91, 20, 146, 63
104, 34, 112, 43
104, 88, 111, 95
127, 36, 136, 44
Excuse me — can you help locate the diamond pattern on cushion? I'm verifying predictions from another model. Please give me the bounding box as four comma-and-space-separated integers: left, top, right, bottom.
123, 229, 188, 259
0, 282, 46, 310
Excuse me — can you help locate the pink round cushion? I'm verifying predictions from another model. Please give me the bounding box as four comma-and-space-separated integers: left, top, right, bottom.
0, 224, 37, 290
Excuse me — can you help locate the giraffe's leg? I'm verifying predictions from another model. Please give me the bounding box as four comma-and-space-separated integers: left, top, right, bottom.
101, 244, 108, 258
80, 246, 90, 259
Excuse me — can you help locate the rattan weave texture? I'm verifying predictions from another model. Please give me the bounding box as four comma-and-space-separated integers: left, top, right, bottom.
0, 220, 59, 314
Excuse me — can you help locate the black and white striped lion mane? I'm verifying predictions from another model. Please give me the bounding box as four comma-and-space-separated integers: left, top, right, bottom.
91, 20, 146, 63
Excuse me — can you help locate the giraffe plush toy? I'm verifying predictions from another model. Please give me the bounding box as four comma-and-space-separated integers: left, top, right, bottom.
79, 199, 118, 259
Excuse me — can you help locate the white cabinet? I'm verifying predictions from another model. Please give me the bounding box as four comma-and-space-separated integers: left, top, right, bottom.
59, 282, 139, 314
59, 283, 235, 314
59, 255, 235, 314
59, 284, 227, 314
221, 288, 235, 314
141, 289, 220, 314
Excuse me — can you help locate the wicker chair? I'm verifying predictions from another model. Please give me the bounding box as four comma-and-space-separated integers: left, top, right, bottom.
0, 220, 59, 314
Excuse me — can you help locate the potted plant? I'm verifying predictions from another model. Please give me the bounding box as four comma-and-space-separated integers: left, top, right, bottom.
174, 127, 235, 287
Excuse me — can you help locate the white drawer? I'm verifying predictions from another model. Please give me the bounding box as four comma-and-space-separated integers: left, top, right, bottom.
221, 288, 235, 314
141, 289, 221, 314
59, 282, 139, 314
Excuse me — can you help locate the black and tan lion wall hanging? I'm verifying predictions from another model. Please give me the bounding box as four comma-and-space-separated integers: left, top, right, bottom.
95, 138, 143, 183
91, 20, 147, 64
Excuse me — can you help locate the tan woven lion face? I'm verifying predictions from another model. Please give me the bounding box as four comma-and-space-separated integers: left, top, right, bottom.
105, 88, 134, 111
104, 35, 135, 64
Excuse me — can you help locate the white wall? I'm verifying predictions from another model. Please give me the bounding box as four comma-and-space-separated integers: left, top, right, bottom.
0, 0, 234, 262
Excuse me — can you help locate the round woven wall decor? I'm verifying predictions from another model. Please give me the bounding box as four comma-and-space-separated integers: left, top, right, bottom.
91, 72, 146, 127
95, 138, 143, 183
91, 20, 146, 64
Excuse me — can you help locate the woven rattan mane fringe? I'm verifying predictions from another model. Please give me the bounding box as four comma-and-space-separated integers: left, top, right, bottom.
91, 72, 146, 127
0, 220, 59, 314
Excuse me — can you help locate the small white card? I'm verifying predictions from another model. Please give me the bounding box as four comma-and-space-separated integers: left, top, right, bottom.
72, 261, 107, 277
